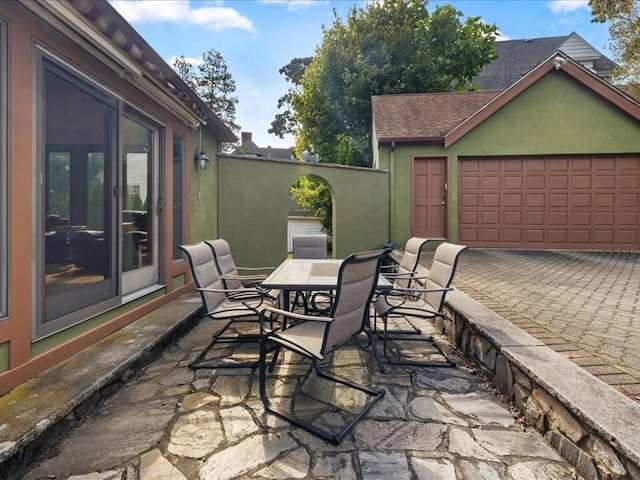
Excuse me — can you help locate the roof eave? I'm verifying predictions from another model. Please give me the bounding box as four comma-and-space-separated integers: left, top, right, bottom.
42, 0, 237, 142
377, 136, 444, 145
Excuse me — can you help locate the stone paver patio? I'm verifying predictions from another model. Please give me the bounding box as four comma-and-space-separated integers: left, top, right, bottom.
23, 315, 576, 480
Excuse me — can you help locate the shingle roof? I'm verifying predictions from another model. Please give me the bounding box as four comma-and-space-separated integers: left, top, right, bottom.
372, 91, 500, 142
475, 34, 616, 91
475, 36, 566, 90
235, 134, 294, 160
373, 52, 639, 148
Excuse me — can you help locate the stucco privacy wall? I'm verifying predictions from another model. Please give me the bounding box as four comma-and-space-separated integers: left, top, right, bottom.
215, 154, 390, 267
190, 134, 219, 243
377, 71, 640, 246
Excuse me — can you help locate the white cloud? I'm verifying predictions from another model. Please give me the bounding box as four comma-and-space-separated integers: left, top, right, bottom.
110, 1, 255, 32
260, 0, 329, 11
548, 0, 589, 15
167, 55, 204, 67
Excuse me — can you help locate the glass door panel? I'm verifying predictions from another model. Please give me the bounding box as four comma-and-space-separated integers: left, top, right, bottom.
121, 116, 158, 295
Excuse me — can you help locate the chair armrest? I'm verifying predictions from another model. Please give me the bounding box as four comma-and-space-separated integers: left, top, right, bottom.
196, 287, 268, 309
261, 306, 333, 323
221, 273, 267, 279
237, 266, 275, 272
375, 285, 453, 307
382, 286, 453, 296
382, 272, 427, 281
220, 273, 268, 286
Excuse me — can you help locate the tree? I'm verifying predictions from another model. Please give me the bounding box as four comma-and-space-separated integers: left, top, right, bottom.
172, 50, 240, 134
269, 57, 313, 151
277, 0, 497, 167
590, 0, 640, 98
172, 55, 198, 92
290, 175, 332, 234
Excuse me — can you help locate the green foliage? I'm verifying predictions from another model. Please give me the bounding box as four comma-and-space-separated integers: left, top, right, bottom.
590, 0, 640, 98
290, 175, 332, 233
269, 57, 313, 159
275, 0, 497, 167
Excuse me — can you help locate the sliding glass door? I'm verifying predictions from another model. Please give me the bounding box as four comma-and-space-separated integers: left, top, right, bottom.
40, 59, 118, 336
37, 55, 165, 339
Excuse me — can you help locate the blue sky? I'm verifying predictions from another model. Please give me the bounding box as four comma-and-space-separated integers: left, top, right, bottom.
110, 0, 612, 148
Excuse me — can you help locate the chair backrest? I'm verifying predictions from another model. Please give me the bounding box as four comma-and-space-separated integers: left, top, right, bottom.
323, 249, 389, 352
395, 237, 430, 288
206, 239, 242, 290
423, 242, 468, 312
179, 242, 227, 313
293, 234, 328, 259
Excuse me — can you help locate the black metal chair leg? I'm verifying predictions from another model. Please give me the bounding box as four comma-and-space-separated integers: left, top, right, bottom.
189, 320, 262, 370
381, 317, 457, 368
259, 343, 384, 445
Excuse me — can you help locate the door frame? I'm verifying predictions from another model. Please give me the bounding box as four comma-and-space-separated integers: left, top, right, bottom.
120, 111, 163, 297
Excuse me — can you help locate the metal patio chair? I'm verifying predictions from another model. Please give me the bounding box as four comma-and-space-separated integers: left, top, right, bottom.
180, 242, 276, 370
258, 248, 390, 445
380, 237, 445, 288
373, 242, 467, 368
292, 234, 328, 260
206, 238, 280, 304
292, 234, 331, 314
374, 237, 442, 336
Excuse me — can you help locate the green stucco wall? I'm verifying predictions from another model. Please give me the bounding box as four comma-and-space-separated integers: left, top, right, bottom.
214, 155, 390, 268
190, 134, 219, 243
378, 71, 640, 246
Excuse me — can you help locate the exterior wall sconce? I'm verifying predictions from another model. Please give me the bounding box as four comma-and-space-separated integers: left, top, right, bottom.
194, 149, 209, 170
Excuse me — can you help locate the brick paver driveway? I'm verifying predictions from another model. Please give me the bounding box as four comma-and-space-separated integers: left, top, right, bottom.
423, 249, 640, 401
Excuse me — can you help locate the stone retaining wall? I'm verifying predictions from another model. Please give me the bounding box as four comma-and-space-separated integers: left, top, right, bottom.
439, 288, 640, 480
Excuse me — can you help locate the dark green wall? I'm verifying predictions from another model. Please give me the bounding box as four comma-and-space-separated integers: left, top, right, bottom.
192, 154, 390, 268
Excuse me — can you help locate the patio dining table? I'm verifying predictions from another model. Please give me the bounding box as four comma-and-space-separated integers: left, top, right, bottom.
261, 258, 391, 311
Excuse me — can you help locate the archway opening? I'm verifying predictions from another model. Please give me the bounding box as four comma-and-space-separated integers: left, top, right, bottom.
287, 174, 333, 256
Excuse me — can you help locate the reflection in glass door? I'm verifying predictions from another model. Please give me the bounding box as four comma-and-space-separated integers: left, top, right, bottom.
121, 116, 158, 295
41, 61, 117, 334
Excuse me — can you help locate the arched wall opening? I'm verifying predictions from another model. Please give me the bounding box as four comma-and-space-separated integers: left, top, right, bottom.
214, 154, 389, 268
287, 174, 333, 256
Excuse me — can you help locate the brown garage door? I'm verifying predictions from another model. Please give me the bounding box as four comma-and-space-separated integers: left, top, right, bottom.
458, 155, 640, 250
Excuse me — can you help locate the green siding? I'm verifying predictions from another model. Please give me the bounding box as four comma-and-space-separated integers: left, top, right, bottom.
0, 341, 7, 372
172, 273, 186, 288
31, 290, 164, 357
453, 71, 640, 156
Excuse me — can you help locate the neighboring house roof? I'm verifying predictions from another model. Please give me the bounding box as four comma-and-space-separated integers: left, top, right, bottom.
29, 0, 237, 142
373, 51, 640, 148
235, 132, 294, 160
475, 31, 615, 91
